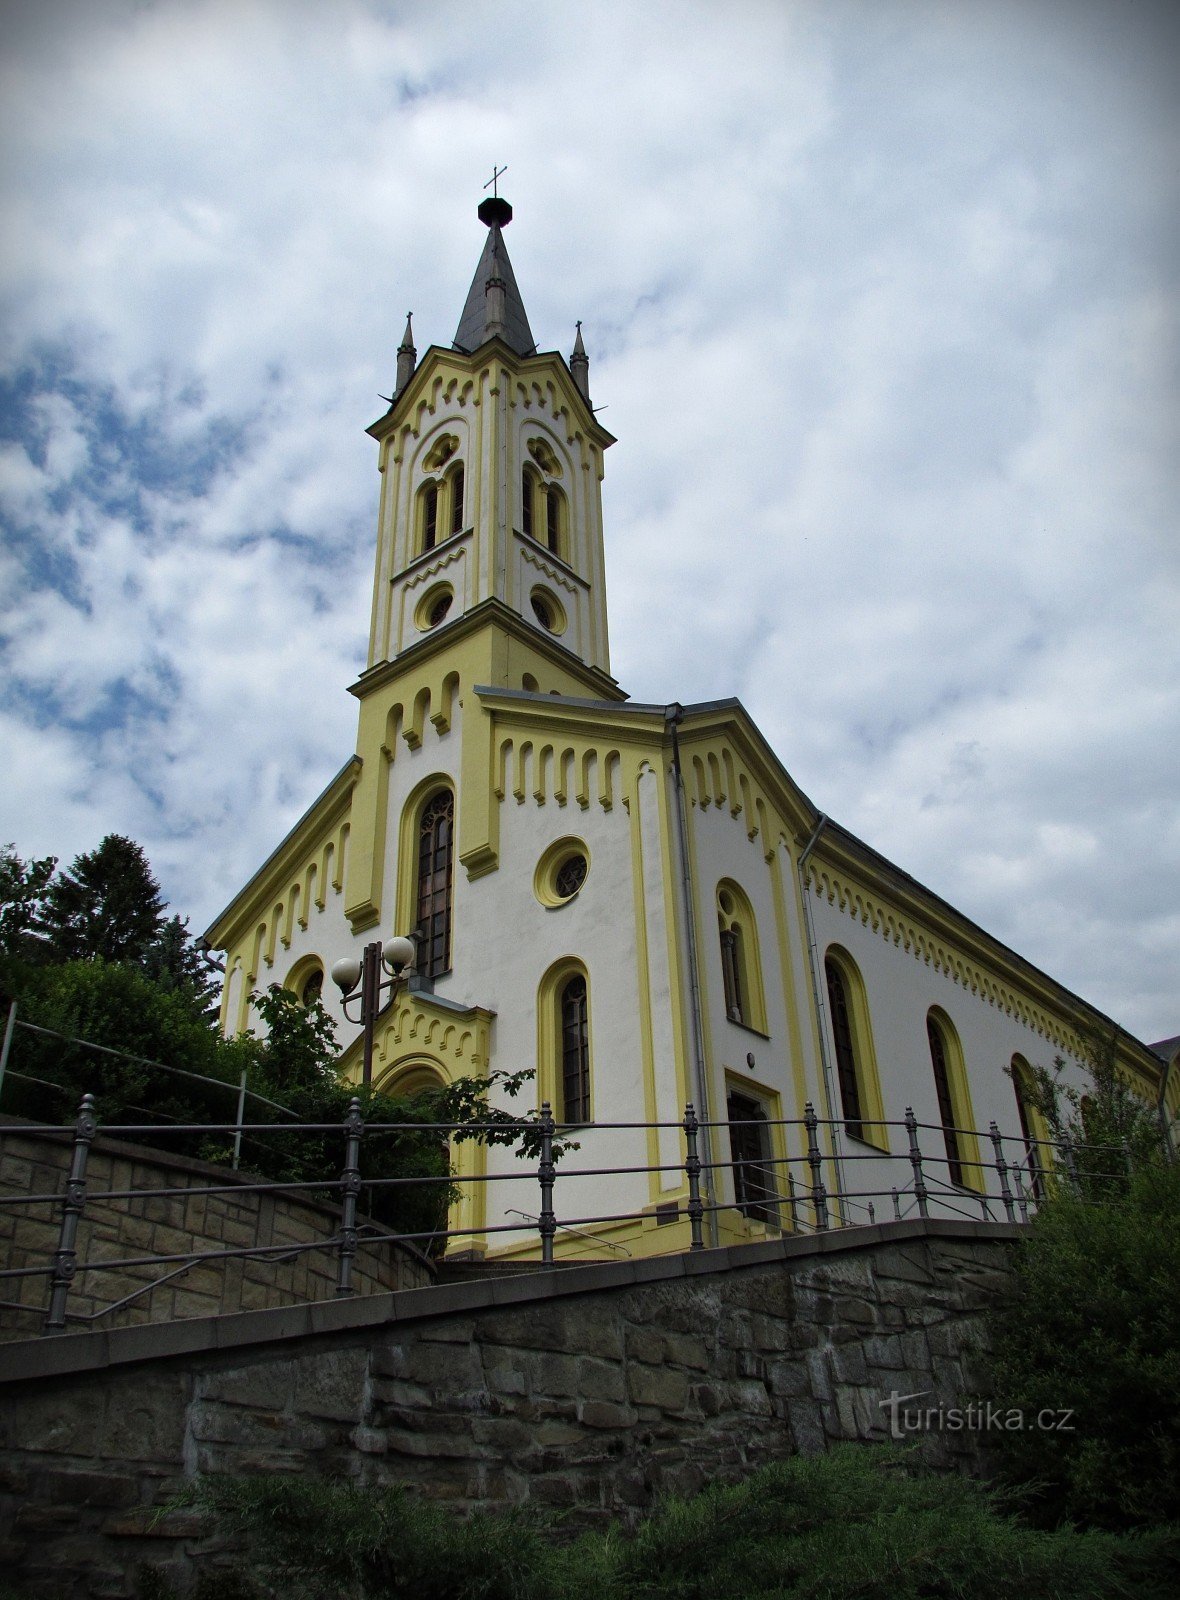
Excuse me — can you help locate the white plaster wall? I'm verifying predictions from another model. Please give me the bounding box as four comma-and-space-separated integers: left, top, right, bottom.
460, 774, 651, 1248
809, 891, 1086, 1217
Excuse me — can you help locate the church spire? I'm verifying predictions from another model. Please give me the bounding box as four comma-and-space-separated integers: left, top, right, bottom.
570, 320, 590, 401
452, 194, 536, 358
394, 312, 416, 394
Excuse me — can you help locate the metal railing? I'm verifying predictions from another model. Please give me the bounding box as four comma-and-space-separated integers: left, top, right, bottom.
0, 1086, 1141, 1340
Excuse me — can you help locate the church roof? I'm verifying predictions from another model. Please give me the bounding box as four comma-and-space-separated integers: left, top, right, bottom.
452, 196, 536, 358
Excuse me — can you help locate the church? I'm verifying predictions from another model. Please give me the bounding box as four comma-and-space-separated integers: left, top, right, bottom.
205, 194, 1173, 1261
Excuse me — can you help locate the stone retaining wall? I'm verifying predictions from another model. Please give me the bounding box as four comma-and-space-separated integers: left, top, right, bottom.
0, 1218, 1019, 1598
0, 1118, 433, 1340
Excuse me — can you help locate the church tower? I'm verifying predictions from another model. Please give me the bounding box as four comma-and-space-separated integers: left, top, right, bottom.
363, 194, 617, 683
340, 192, 623, 933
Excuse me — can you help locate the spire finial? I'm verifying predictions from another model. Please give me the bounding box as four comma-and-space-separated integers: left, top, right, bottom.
478, 164, 513, 230
571, 320, 590, 401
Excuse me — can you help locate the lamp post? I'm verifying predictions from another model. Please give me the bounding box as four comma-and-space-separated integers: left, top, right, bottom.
331, 934, 417, 1087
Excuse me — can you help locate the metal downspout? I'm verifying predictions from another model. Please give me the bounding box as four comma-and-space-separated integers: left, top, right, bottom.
797, 814, 848, 1215
665, 704, 719, 1246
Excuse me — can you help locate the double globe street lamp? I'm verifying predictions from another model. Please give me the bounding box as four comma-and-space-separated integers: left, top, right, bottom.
331, 934, 417, 1086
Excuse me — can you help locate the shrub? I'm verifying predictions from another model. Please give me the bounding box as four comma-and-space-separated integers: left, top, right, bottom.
984, 1159, 1180, 1530
192, 1447, 1179, 1600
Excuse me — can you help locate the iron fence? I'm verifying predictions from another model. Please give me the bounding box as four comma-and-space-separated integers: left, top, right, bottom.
0, 1085, 1140, 1340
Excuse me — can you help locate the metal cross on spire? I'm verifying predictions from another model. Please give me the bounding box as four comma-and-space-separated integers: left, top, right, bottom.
484, 164, 508, 198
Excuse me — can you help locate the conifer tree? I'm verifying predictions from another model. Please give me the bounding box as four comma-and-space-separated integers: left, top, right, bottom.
0, 844, 56, 960
36, 834, 167, 964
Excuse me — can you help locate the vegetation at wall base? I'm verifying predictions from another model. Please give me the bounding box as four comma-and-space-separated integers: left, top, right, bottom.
177, 1446, 1177, 1600
984, 1157, 1180, 1531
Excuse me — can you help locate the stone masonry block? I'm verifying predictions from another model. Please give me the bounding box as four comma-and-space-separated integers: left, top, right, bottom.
577, 1400, 637, 1430
292, 1346, 370, 1422
576, 1358, 626, 1404
45, 1468, 139, 1509
203, 1359, 294, 1413
627, 1364, 689, 1413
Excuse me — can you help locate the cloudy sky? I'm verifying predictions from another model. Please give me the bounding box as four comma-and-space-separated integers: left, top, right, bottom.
1, 0, 1176, 1046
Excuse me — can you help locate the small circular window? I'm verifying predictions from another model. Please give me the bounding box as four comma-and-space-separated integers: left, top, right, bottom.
529, 587, 566, 635
416, 584, 454, 631
535, 838, 590, 907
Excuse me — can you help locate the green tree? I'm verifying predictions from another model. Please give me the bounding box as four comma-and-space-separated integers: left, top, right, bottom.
36, 834, 167, 964
0, 955, 250, 1132
142, 912, 221, 1021
0, 843, 56, 959
984, 1160, 1180, 1530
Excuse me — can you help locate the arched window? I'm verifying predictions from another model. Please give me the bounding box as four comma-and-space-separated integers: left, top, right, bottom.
422, 481, 439, 552
1011, 1056, 1047, 1202
416, 789, 454, 979
448, 462, 464, 536
925, 1008, 980, 1191
716, 881, 766, 1033
560, 973, 591, 1124
300, 967, 324, 1008
825, 958, 863, 1137
822, 948, 888, 1149
927, 1014, 963, 1187
537, 959, 592, 1125
546, 484, 563, 557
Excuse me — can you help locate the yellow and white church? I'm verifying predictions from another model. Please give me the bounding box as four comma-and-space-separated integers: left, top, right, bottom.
206, 194, 1173, 1261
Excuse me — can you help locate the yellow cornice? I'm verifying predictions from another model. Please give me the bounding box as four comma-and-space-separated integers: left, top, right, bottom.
367, 341, 615, 452
204, 758, 361, 951
349, 599, 626, 704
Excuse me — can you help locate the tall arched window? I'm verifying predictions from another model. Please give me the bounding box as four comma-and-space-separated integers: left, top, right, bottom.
1011, 1056, 1047, 1201
822, 948, 888, 1149
560, 973, 591, 1124
825, 958, 864, 1138
449, 462, 464, 536
422, 481, 439, 552
546, 484, 563, 557
716, 881, 766, 1032
927, 1014, 963, 1186
416, 789, 454, 978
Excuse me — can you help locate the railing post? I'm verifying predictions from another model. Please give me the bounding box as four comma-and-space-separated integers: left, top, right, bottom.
904, 1107, 929, 1220
1012, 1163, 1029, 1224
538, 1101, 556, 1265
0, 1001, 17, 1104
891, 1187, 900, 1220
336, 1096, 364, 1297
989, 1122, 1016, 1222
232, 1069, 248, 1172
44, 1092, 97, 1334
787, 1171, 799, 1233
683, 1102, 705, 1250
803, 1102, 829, 1231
